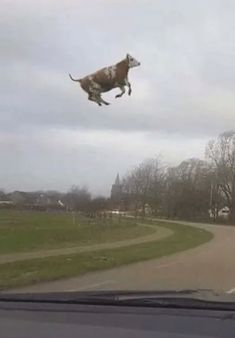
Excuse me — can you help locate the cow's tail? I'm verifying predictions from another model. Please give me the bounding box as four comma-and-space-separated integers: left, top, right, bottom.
69, 74, 81, 82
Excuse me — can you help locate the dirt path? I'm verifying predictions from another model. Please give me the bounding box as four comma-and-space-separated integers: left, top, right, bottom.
0, 223, 172, 264
14, 221, 235, 294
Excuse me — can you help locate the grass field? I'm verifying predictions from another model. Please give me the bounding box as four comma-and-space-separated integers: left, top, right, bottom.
0, 210, 153, 254
0, 216, 213, 290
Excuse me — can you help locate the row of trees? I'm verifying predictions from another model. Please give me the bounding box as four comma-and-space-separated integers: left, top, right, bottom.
121, 131, 235, 222
0, 186, 109, 215
64, 186, 108, 215
63, 130, 235, 222
1, 131, 235, 222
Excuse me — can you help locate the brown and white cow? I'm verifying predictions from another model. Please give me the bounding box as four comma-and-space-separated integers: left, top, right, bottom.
69, 54, 140, 106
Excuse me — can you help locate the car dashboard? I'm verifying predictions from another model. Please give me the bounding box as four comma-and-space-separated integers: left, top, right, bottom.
1, 299, 235, 338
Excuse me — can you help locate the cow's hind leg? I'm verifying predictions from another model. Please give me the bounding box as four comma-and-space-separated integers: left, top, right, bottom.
97, 94, 110, 105
88, 93, 102, 106
89, 87, 110, 106
115, 86, 126, 98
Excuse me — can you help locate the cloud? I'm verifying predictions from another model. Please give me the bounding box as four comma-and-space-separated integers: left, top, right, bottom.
1, 0, 235, 193
0, 126, 207, 194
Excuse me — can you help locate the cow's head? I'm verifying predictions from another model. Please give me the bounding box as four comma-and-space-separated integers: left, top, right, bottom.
126, 54, 141, 68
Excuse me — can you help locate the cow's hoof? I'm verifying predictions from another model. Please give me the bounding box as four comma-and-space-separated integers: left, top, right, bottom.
115, 95, 120, 99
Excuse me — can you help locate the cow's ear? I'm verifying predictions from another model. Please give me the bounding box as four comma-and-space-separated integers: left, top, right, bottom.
126, 53, 130, 60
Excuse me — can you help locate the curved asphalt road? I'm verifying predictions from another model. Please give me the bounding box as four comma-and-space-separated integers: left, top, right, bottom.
10, 221, 235, 294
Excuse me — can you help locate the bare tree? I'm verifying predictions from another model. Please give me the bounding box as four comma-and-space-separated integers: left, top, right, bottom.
206, 130, 235, 221
164, 158, 211, 220
65, 185, 91, 212
88, 196, 108, 215
0, 190, 6, 201
122, 158, 164, 216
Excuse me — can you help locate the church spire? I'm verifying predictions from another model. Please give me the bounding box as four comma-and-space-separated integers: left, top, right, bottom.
115, 173, 120, 185
111, 173, 122, 202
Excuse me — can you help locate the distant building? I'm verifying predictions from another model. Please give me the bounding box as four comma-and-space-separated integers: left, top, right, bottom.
110, 174, 123, 207
209, 206, 230, 221
218, 206, 230, 220
0, 201, 13, 206
7, 191, 64, 210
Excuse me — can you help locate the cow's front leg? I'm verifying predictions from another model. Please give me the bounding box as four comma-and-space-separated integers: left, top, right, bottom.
126, 80, 132, 96
115, 86, 126, 98
124, 78, 132, 95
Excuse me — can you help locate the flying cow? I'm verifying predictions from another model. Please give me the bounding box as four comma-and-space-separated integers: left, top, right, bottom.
69, 54, 140, 106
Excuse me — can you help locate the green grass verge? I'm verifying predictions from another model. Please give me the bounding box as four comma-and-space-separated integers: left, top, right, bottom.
0, 210, 153, 254
0, 220, 213, 290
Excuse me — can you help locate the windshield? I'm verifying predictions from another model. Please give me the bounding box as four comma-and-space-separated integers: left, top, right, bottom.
1, 0, 235, 301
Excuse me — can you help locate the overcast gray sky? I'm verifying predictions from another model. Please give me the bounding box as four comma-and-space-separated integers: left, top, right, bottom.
1, 0, 235, 195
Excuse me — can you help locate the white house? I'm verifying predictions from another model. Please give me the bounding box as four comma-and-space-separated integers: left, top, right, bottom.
209, 206, 230, 220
